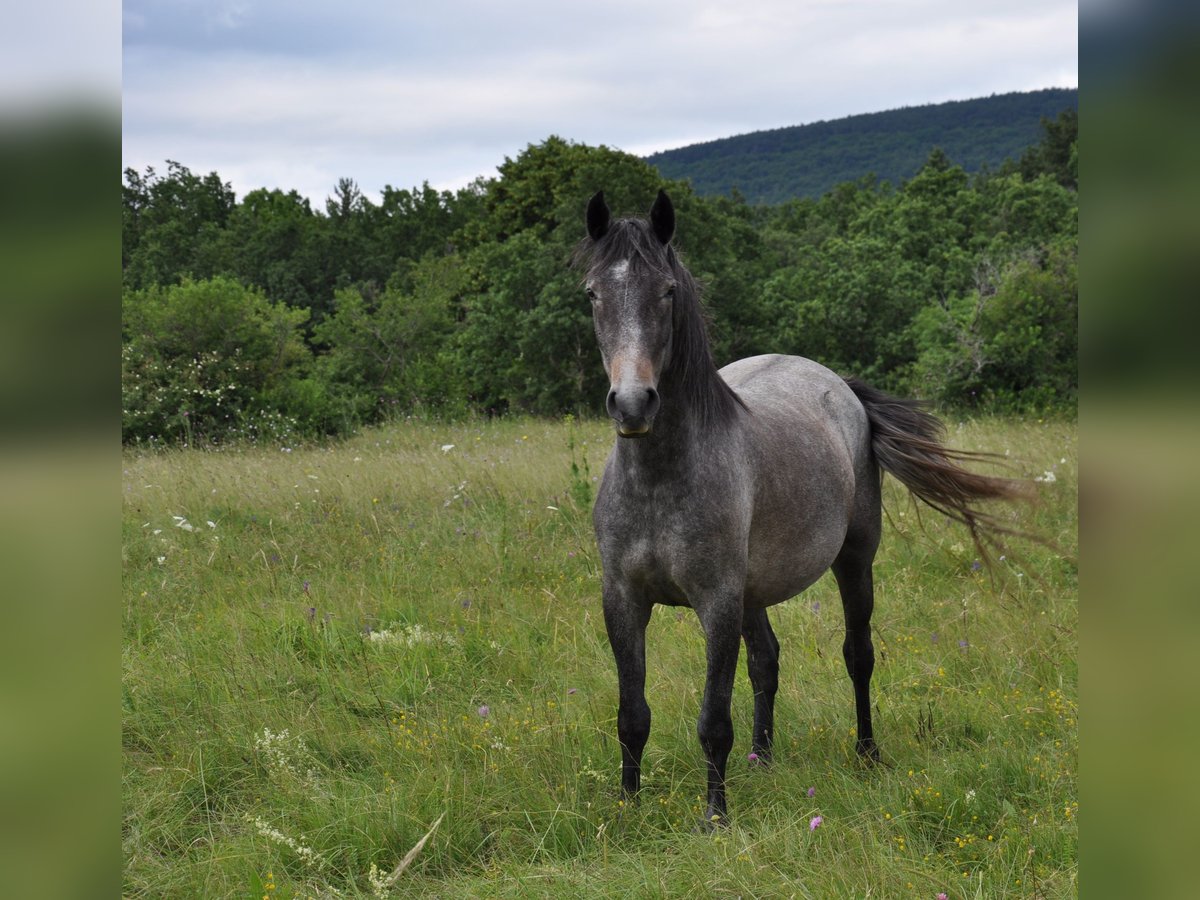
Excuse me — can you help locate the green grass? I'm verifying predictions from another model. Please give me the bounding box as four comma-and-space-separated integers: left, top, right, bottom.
122, 415, 1077, 898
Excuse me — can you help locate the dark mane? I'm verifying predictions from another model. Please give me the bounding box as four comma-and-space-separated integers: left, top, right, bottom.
572, 217, 746, 430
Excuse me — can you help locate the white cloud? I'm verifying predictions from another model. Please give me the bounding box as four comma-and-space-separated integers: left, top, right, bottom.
121, 1, 1077, 204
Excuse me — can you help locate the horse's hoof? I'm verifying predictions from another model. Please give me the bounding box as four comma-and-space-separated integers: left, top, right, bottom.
694, 811, 729, 833
855, 740, 891, 768
856, 739, 880, 761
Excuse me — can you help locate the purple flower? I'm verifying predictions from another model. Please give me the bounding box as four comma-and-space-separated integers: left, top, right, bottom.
809, 815, 823, 831
810, 601, 821, 613
477, 705, 490, 718
931, 633, 940, 644
958, 639, 969, 649
807, 786, 816, 798
302, 580, 311, 596
971, 559, 982, 572
305, 606, 316, 623
938, 894, 949, 900
747, 752, 759, 762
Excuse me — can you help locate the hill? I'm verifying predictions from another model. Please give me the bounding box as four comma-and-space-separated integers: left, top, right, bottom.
645, 88, 1078, 204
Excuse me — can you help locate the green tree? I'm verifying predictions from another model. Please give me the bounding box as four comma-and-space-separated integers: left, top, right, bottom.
910, 240, 1077, 410
122, 161, 235, 288
221, 187, 333, 316
122, 276, 312, 443
314, 256, 466, 421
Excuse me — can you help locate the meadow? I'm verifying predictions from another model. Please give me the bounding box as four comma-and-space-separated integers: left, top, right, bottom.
122, 415, 1077, 898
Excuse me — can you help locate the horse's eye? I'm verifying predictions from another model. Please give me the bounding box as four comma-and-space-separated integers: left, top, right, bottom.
664, 285, 676, 299
586, 288, 598, 301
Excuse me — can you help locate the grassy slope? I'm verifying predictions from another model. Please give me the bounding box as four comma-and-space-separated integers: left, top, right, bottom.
122, 415, 1077, 898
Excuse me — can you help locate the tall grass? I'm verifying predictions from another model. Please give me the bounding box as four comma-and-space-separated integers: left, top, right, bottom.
122, 415, 1076, 898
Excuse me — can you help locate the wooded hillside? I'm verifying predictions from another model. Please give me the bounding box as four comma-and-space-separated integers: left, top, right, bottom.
646, 89, 1078, 203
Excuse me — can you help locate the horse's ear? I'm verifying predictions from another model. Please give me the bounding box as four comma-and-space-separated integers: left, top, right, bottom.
650, 189, 674, 245
586, 191, 610, 240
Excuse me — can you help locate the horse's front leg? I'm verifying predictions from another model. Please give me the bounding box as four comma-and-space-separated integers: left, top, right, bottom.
602, 581, 653, 798
694, 595, 744, 825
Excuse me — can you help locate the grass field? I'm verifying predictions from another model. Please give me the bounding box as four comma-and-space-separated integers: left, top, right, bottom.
122, 415, 1077, 898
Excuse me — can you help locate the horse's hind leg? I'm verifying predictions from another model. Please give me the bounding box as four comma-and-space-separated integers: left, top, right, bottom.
832, 541, 881, 761
741, 608, 780, 761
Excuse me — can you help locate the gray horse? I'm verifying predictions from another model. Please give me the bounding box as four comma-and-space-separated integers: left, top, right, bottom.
575, 189, 1026, 825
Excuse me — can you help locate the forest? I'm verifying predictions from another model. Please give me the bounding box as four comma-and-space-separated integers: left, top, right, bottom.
121, 109, 1077, 446
647, 88, 1078, 203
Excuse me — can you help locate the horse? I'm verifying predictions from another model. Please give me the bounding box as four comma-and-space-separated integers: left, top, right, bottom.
574, 189, 1028, 826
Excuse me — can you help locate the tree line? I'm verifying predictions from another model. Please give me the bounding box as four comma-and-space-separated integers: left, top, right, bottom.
122, 116, 1076, 445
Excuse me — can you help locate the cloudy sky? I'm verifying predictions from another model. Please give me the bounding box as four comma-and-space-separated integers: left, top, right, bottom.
122, 1, 1077, 206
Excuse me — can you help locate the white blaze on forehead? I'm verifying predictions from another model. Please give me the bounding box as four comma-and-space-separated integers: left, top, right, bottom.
608, 260, 629, 281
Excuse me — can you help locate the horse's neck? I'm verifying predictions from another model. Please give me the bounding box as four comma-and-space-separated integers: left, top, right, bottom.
613, 384, 719, 477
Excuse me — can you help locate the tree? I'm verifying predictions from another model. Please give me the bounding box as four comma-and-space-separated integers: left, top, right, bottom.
122, 276, 312, 443
122, 161, 235, 287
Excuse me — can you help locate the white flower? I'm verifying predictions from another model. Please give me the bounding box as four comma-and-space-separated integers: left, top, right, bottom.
1034, 470, 1057, 483
368, 623, 459, 648
441, 444, 455, 453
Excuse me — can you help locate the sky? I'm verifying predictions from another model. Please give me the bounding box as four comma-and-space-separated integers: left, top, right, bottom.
120, 1, 1077, 207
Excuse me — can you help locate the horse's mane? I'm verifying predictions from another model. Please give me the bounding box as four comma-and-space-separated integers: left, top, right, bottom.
573, 217, 746, 431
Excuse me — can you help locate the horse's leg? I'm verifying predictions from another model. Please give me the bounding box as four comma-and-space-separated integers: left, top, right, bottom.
832, 543, 880, 761
602, 583, 653, 797
741, 607, 780, 762
694, 598, 744, 824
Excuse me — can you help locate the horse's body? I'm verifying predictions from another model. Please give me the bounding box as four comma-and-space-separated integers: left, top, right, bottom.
578, 190, 1022, 824
596, 355, 874, 612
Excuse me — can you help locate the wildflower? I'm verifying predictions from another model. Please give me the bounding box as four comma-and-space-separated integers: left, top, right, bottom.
747, 752, 759, 762
809, 815, 823, 831
810, 600, 821, 613
302, 580, 311, 596
305, 606, 316, 623
441, 444, 455, 453
807, 786, 816, 798
477, 705, 490, 718
938, 894, 949, 900
971, 559, 982, 572
958, 639, 969, 649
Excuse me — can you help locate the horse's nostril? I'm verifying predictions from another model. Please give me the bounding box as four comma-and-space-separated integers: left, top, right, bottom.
645, 388, 661, 418
606, 389, 619, 419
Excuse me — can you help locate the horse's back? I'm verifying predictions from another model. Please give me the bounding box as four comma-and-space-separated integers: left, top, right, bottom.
721, 354, 869, 455
720, 354, 877, 605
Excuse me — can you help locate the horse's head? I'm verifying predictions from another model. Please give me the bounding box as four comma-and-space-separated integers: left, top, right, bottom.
581, 190, 677, 437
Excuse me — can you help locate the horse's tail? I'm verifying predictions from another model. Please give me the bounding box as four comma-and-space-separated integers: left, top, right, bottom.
844, 377, 1033, 559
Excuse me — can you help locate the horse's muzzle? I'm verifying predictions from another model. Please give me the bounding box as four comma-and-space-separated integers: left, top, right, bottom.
607, 386, 660, 437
